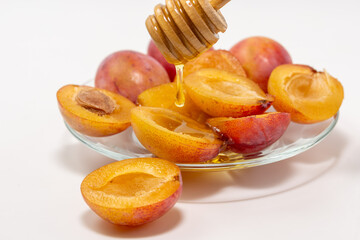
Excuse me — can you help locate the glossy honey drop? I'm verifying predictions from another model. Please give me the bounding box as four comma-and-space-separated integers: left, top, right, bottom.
175, 64, 185, 107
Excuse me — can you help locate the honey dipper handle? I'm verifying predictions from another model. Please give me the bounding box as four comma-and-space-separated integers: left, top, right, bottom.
209, 0, 230, 10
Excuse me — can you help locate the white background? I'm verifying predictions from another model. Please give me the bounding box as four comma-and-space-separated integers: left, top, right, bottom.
1, 0, 360, 239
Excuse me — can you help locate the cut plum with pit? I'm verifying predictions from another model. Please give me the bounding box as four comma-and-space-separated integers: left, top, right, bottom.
57, 85, 136, 137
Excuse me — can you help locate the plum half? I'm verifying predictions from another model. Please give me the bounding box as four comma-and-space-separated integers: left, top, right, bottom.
57, 85, 135, 137
207, 112, 291, 154
184, 68, 274, 118
268, 64, 344, 123
81, 158, 182, 226
131, 107, 223, 163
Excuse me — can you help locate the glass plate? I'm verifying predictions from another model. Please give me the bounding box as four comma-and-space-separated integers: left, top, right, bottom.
64, 80, 339, 171
64, 105, 338, 171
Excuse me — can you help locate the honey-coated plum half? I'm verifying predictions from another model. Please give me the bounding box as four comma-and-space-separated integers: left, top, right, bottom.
207, 112, 291, 154
230, 36, 292, 92
131, 107, 223, 163
57, 85, 135, 137
184, 69, 273, 118
81, 158, 182, 226
137, 82, 210, 123
95, 50, 170, 103
183, 49, 247, 78
268, 64, 344, 123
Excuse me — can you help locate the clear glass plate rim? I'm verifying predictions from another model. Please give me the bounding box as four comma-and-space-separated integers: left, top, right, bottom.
64, 112, 339, 170
65, 79, 340, 170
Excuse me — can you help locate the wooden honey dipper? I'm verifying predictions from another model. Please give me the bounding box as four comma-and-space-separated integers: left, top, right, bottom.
146, 0, 231, 65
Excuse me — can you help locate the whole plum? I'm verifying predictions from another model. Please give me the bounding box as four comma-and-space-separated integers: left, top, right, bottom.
95, 50, 170, 102
147, 40, 176, 81
230, 36, 292, 92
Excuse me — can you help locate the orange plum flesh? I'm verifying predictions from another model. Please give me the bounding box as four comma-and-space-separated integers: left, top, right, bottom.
81, 158, 182, 226
184, 68, 273, 118
131, 107, 223, 163
268, 64, 344, 123
137, 82, 210, 123
57, 85, 135, 137
183, 49, 247, 78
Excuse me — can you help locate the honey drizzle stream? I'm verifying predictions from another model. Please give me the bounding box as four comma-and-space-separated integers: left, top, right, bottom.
175, 64, 185, 107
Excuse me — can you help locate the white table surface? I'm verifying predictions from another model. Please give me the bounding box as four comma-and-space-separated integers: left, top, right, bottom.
1, 0, 359, 239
